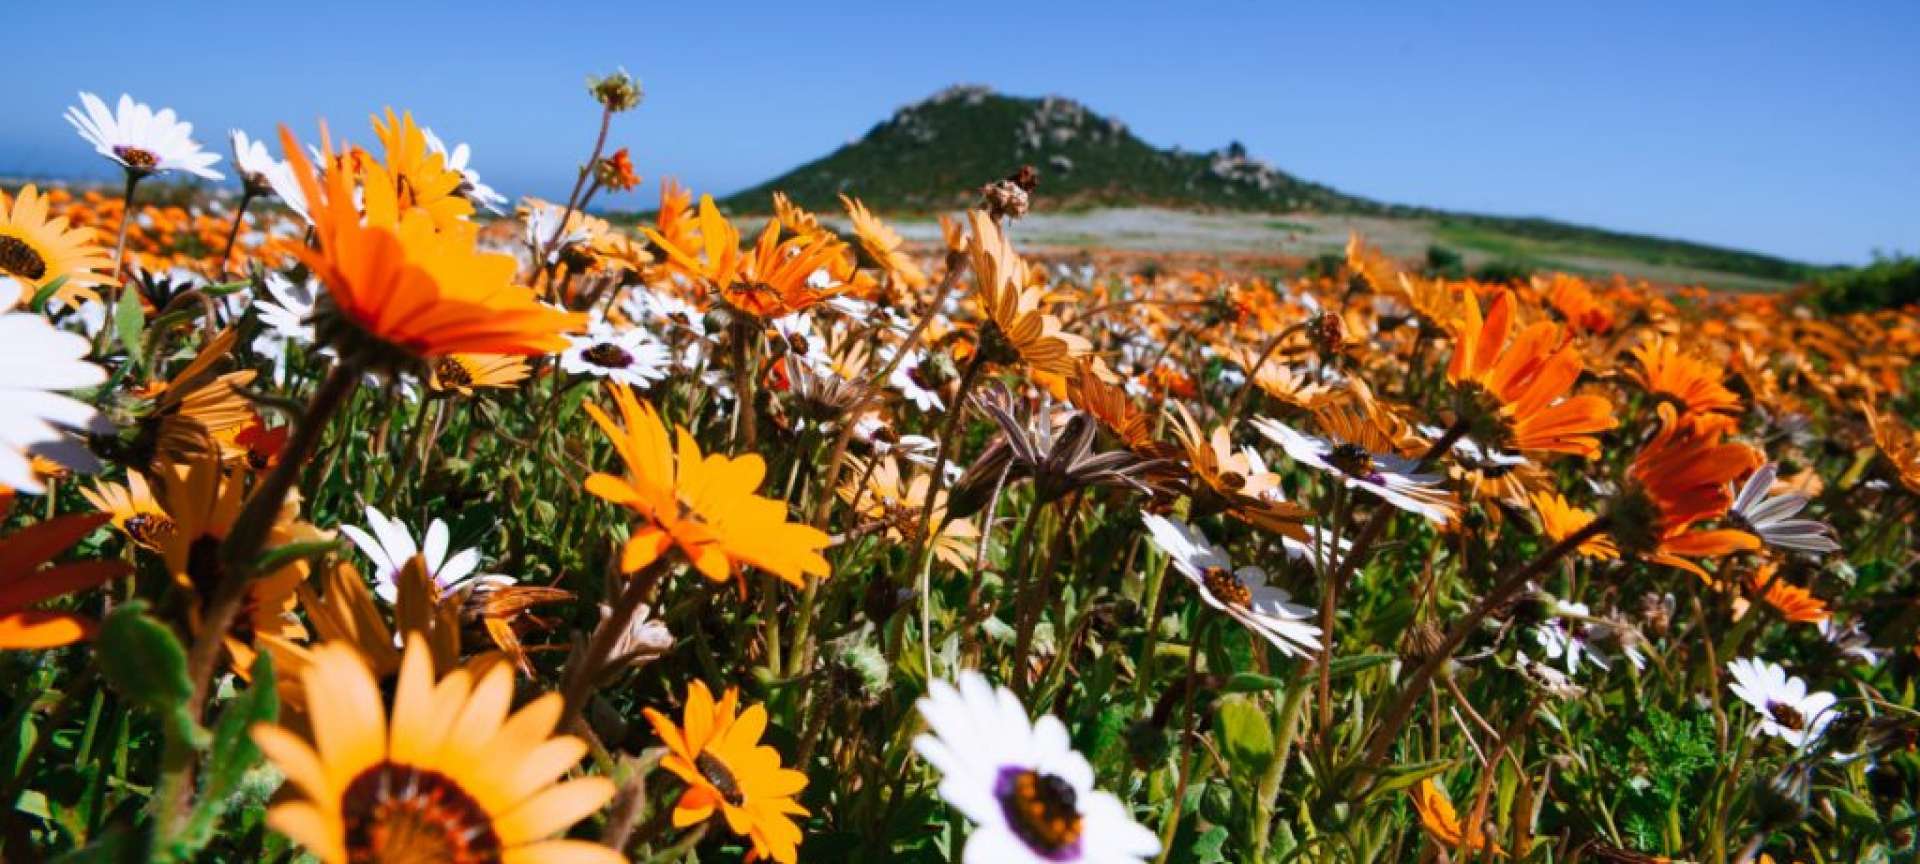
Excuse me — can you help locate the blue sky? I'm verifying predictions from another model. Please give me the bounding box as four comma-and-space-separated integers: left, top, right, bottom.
3, 1, 1913, 264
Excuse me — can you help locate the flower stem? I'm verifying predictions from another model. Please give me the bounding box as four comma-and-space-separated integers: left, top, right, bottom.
560, 556, 669, 729
161, 356, 361, 837
1223, 322, 1306, 428
1130, 537, 1170, 703
1361, 515, 1612, 768
549, 107, 613, 261
216, 189, 255, 281
1251, 679, 1309, 859
1154, 622, 1208, 864
109, 171, 141, 281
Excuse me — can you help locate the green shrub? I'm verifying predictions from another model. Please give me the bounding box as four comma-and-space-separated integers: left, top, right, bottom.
1812, 254, 1920, 312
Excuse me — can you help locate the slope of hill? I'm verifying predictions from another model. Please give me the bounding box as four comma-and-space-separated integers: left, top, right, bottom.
720, 85, 1369, 214
712, 85, 1812, 287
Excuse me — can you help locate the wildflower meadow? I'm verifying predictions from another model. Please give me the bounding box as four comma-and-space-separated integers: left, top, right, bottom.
2, 73, 1918, 864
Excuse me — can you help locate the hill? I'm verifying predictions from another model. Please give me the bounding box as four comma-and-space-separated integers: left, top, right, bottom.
719, 85, 1369, 214
712, 85, 1812, 287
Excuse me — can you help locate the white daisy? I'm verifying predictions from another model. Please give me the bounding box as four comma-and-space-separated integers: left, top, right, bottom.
253, 272, 318, 344
770, 313, 829, 373
0, 281, 111, 493
1729, 463, 1839, 554
250, 272, 321, 383
1416, 423, 1529, 472
885, 346, 946, 414
1725, 657, 1838, 749
1819, 616, 1881, 666
423, 128, 507, 214
1530, 600, 1620, 675
339, 506, 499, 602
1251, 416, 1456, 523
853, 415, 942, 469
525, 200, 587, 260
1140, 514, 1322, 658
914, 671, 1161, 864
229, 130, 309, 222
65, 92, 222, 180
560, 323, 671, 389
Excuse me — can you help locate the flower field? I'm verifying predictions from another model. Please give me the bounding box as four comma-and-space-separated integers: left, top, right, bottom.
3, 77, 1920, 863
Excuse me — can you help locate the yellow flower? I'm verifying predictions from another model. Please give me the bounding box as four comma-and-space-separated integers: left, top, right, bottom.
583, 383, 831, 587
838, 456, 980, 570
156, 453, 314, 675
842, 194, 927, 288
1530, 491, 1619, 560
79, 472, 172, 550
965, 209, 1090, 376
643, 681, 808, 864
0, 184, 111, 306
368, 108, 475, 231
430, 353, 531, 396
1410, 778, 1503, 856
280, 126, 583, 361
251, 636, 619, 864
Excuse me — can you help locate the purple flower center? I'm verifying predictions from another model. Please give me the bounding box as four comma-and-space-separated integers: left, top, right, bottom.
583, 342, 634, 369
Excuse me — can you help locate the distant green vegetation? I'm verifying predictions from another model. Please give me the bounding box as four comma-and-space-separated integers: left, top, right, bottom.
718, 87, 1372, 214
1810, 253, 1920, 311
701, 85, 1815, 288
1432, 218, 1809, 284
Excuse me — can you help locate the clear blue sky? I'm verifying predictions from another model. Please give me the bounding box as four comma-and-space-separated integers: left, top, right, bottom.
4, 1, 1914, 264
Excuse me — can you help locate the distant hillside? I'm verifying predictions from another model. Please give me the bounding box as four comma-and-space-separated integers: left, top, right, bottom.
708, 85, 1812, 285
719, 85, 1371, 215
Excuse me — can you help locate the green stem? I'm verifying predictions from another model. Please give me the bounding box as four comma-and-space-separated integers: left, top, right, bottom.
1361, 515, 1612, 769
560, 557, 670, 728
216, 189, 255, 281
1252, 680, 1310, 859
158, 358, 361, 839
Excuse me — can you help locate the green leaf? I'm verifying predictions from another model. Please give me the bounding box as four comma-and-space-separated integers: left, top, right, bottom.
1290, 652, 1397, 683
113, 285, 146, 373
1213, 694, 1274, 780
97, 602, 192, 714
50, 828, 145, 864
1830, 788, 1880, 834
1366, 758, 1454, 800
177, 653, 280, 855
27, 275, 69, 312
1188, 824, 1229, 864
251, 538, 345, 576
97, 601, 206, 752
1221, 672, 1286, 693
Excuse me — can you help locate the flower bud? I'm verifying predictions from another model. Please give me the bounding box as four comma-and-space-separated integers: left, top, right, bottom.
587, 69, 643, 112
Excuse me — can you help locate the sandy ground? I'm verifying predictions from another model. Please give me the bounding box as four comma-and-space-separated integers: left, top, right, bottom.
811, 207, 1795, 291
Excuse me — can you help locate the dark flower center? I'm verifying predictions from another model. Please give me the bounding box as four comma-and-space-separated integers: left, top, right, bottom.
1768, 701, 1807, 731
188, 534, 261, 641
785, 332, 811, 356
583, 342, 634, 369
995, 767, 1084, 860
186, 535, 226, 597
1327, 443, 1376, 479
113, 145, 160, 170
1216, 471, 1246, 491
695, 751, 746, 807
434, 357, 474, 390
342, 762, 502, 863
122, 513, 175, 548
0, 235, 48, 281
1201, 566, 1252, 608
